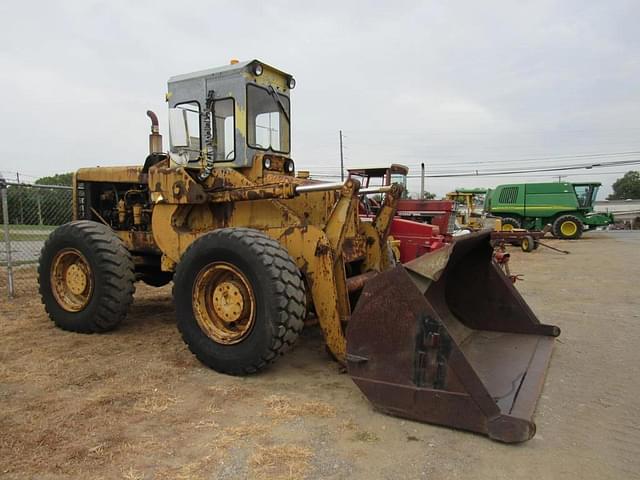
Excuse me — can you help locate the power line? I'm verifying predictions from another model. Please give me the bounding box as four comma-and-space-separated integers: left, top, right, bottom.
303, 159, 640, 179
392, 151, 640, 170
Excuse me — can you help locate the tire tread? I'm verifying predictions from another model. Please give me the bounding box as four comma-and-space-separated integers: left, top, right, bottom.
38, 220, 135, 333
174, 228, 305, 375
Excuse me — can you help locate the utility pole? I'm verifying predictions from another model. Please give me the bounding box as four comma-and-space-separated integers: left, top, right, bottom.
420, 162, 425, 199
339, 130, 344, 181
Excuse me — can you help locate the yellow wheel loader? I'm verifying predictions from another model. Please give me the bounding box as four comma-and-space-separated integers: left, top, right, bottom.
38, 60, 559, 442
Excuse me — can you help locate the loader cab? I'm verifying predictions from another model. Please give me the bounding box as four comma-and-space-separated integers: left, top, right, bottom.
166, 59, 295, 171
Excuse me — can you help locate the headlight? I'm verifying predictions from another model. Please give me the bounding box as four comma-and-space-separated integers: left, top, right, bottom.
253, 63, 263, 76
284, 159, 295, 174
263, 157, 272, 169
288, 77, 296, 89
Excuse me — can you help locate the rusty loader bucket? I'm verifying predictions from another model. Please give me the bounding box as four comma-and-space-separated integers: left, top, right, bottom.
346, 231, 560, 443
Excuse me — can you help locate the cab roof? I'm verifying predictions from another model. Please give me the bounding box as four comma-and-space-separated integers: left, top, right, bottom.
168, 59, 292, 84
347, 164, 409, 177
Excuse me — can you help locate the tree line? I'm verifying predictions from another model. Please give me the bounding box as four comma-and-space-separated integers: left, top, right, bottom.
1, 173, 73, 226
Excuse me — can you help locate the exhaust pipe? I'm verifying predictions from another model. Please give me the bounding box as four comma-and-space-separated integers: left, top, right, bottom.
147, 110, 163, 154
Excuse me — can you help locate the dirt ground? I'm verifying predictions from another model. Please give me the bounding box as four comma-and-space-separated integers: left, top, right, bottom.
1, 231, 639, 479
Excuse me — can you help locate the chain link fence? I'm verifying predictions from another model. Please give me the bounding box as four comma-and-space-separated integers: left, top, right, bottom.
1, 180, 73, 298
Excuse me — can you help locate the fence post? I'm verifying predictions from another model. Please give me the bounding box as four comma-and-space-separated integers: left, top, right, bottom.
1, 180, 15, 297
37, 191, 43, 225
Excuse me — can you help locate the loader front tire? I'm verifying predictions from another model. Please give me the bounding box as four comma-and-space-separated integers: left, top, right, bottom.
173, 228, 306, 375
38, 221, 135, 333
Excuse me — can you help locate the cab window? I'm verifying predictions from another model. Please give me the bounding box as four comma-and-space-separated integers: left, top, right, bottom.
574, 185, 590, 208
210, 98, 235, 161
247, 84, 290, 153
170, 101, 201, 162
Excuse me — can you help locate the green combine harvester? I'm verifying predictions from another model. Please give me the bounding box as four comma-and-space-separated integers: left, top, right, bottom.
485, 182, 613, 239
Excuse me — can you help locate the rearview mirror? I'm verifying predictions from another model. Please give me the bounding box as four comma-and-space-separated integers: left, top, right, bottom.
168, 108, 189, 148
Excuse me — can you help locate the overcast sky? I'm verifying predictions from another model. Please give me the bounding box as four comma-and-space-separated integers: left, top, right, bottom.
1, 0, 639, 197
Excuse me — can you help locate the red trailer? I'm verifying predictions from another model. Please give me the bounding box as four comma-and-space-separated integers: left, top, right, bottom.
348, 165, 450, 262
348, 165, 456, 235
389, 217, 446, 262
396, 198, 456, 235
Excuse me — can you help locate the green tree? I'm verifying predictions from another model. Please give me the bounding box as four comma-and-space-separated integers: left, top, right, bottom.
35, 172, 73, 186
607, 171, 640, 200
408, 192, 437, 200
0, 172, 73, 226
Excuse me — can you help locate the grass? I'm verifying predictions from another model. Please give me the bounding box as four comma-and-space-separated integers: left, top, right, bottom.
1, 259, 38, 266
4, 224, 57, 231
2, 224, 56, 241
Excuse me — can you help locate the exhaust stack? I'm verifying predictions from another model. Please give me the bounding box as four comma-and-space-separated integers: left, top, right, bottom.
147, 110, 163, 154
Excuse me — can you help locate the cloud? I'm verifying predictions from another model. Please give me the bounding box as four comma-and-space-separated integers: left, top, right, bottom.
1, 0, 638, 196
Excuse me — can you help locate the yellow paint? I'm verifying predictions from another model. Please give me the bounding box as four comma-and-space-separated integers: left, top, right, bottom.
71, 61, 403, 366
560, 220, 578, 236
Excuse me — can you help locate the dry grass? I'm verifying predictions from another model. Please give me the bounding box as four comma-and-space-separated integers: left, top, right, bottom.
207, 383, 254, 400
249, 444, 314, 480
133, 390, 179, 413
351, 430, 379, 442
152, 423, 270, 479
263, 394, 336, 420
0, 276, 325, 478
210, 422, 270, 451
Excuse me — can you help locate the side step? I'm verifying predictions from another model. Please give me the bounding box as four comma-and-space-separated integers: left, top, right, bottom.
346, 231, 560, 443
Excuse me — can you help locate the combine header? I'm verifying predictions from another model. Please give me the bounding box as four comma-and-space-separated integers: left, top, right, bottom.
37, 60, 559, 442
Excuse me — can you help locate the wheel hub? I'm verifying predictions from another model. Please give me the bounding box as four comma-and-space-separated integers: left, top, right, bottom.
212, 281, 245, 323
561, 221, 577, 236
50, 248, 93, 312
193, 262, 256, 344
66, 264, 88, 295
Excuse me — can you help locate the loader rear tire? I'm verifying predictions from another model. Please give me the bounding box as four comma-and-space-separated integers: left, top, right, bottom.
173, 228, 306, 375
38, 221, 135, 333
500, 217, 521, 231
553, 215, 583, 240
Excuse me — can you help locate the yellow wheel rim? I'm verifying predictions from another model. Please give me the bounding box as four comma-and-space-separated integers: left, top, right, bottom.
192, 262, 256, 345
522, 238, 530, 250
560, 220, 578, 237
50, 248, 93, 312
502, 223, 515, 232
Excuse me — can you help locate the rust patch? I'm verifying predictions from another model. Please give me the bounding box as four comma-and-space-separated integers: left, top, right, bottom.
315, 243, 330, 256
172, 181, 185, 200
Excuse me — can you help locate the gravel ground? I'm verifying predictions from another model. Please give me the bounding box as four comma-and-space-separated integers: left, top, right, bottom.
1, 231, 639, 479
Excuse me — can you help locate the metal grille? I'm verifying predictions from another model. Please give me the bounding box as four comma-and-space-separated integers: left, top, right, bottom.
1, 180, 73, 298
498, 186, 519, 204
